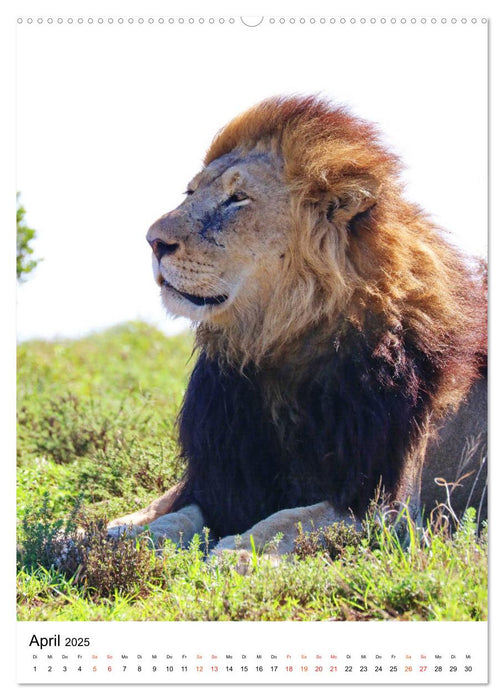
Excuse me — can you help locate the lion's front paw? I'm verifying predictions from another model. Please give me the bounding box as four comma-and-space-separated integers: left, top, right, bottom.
211, 502, 341, 556
108, 505, 206, 548
147, 507, 205, 547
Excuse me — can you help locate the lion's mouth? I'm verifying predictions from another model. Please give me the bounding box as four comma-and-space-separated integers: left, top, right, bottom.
162, 280, 228, 307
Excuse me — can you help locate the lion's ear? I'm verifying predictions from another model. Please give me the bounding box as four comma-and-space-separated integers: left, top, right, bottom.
324, 174, 380, 224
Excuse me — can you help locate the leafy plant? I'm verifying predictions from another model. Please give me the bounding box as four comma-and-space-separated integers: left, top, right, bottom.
16, 193, 41, 281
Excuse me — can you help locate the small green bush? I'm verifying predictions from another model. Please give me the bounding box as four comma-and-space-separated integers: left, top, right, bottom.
294, 520, 365, 560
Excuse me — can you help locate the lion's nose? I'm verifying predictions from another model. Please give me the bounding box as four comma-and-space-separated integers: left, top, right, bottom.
148, 238, 180, 262
147, 215, 184, 261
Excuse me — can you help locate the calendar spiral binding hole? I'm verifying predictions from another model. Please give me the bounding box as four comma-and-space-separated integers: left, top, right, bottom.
16, 16, 488, 25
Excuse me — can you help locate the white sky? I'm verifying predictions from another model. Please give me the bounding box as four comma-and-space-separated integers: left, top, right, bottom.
16, 17, 488, 341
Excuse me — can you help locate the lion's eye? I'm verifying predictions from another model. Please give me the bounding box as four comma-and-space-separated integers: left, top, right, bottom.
184, 189, 195, 196
222, 192, 250, 207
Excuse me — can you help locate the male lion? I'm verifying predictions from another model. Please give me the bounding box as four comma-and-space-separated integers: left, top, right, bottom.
109, 96, 487, 553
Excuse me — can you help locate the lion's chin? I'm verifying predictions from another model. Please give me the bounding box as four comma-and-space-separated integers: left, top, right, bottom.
160, 280, 230, 322
162, 279, 228, 307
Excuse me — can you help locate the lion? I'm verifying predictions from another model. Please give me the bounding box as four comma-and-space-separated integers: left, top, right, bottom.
108, 95, 487, 554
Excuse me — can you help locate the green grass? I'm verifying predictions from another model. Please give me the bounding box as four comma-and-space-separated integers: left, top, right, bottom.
17, 322, 193, 523
16, 322, 488, 622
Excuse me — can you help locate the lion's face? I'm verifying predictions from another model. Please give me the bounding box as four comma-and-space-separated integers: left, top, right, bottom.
147, 146, 291, 323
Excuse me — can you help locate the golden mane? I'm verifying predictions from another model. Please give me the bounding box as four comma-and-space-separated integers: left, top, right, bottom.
198, 95, 486, 417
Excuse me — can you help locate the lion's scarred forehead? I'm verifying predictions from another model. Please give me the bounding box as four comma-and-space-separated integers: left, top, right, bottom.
189, 149, 282, 194
191, 152, 242, 190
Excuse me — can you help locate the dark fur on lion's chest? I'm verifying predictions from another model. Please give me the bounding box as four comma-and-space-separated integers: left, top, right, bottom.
173, 329, 429, 538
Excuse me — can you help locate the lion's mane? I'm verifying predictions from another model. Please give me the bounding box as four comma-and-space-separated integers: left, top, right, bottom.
170, 96, 487, 537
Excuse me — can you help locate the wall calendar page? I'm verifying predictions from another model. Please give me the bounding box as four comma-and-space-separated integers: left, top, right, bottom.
12, 1, 490, 692
18, 621, 487, 684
